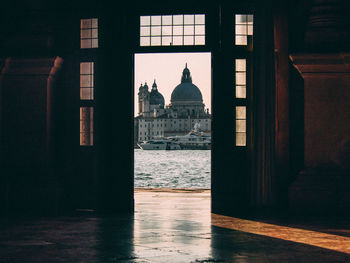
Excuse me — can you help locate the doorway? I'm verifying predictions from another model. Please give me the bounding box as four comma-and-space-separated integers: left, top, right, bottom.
133, 52, 212, 193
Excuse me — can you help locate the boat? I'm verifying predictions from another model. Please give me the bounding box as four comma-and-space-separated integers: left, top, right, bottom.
137, 138, 181, 150
167, 123, 211, 150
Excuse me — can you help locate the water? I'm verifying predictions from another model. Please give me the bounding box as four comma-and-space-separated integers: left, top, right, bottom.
134, 149, 211, 189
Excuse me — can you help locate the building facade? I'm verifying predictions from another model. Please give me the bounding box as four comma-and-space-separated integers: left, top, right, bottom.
136, 64, 211, 141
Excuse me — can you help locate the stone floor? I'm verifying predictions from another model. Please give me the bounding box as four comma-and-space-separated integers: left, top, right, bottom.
0, 189, 350, 262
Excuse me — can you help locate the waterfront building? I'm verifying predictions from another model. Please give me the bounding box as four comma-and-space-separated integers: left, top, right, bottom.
136, 64, 211, 141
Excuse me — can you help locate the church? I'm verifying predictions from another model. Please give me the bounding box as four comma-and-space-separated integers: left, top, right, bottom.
136, 64, 211, 141
1, 0, 350, 262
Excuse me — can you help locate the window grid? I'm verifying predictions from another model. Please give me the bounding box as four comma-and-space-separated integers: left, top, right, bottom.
80, 107, 94, 146
80, 18, 98, 49
235, 14, 253, 46
234, 58, 248, 147
140, 14, 205, 46
80, 62, 94, 100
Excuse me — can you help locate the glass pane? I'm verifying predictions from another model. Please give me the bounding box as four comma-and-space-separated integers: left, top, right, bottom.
195, 14, 205, 24
236, 25, 247, 35
91, 29, 98, 38
140, 26, 151, 36
151, 36, 161, 46
173, 36, 183, 45
162, 15, 172, 25
236, 14, 248, 24
236, 86, 246, 98
247, 15, 254, 24
236, 72, 246, 85
81, 29, 91, 38
236, 133, 246, 146
91, 18, 98, 28
184, 15, 194, 25
173, 26, 183, 35
80, 88, 93, 100
235, 35, 247, 45
140, 36, 150, 46
236, 120, 246, 132
81, 39, 91, 48
235, 59, 246, 72
91, 38, 98, 48
184, 25, 194, 35
151, 26, 161, 36
195, 25, 205, 35
80, 62, 93, 74
162, 36, 172, 46
81, 19, 91, 29
173, 15, 183, 25
80, 75, 93, 87
140, 16, 151, 26
184, 35, 194, 45
236, 106, 246, 119
195, 35, 205, 45
248, 25, 253, 35
162, 26, 172, 36
151, 16, 161, 26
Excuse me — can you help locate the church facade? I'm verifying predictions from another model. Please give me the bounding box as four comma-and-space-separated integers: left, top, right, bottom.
136, 64, 211, 142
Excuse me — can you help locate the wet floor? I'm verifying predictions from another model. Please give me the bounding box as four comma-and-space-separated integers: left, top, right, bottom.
0, 190, 349, 262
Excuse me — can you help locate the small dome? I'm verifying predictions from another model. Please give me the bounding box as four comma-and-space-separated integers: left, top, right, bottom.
150, 80, 165, 107
171, 64, 203, 103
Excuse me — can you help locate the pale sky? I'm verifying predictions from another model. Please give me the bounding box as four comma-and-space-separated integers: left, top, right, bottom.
134, 53, 211, 116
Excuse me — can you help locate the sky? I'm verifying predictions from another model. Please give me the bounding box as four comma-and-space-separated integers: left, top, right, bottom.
134, 53, 211, 115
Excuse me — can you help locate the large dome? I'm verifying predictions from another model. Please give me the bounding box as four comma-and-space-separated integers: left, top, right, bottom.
149, 80, 165, 107
171, 64, 203, 103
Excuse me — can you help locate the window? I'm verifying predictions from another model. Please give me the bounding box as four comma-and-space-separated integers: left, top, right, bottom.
235, 106, 246, 146
140, 14, 205, 46
80, 107, 93, 146
81, 18, 98, 49
235, 59, 246, 98
80, 62, 94, 100
235, 14, 253, 46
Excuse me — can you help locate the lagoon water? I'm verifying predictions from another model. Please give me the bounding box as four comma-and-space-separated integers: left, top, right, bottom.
134, 149, 211, 189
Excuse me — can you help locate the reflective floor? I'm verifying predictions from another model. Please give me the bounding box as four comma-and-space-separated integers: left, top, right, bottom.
0, 189, 349, 262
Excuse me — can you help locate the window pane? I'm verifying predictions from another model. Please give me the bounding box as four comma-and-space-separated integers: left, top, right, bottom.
236, 120, 246, 132
162, 26, 172, 36
236, 86, 246, 98
235, 59, 246, 71
80, 107, 93, 146
235, 35, 247, 45
81, 29, 91, 38
92, 29, 98, 38
173, 15, 183, 25
195, 25, 205, 35
184, 25, 194, 35
80, 62, 93, 74
140, 16, 151, 26
173, 26, 183, 35
195, 35, 205, 45
151, 16, 161, 26
173, 36, 183, 45
236, 106, 246, 119
162, 15, 172, 25
80, 75, 93, 87
81, 19, 91, 29
184, 36, 194, 45
151, 36, 161, 45
236, 133, 246, 146
141, 26, 151, 36
140, 36, 150, 46
81, 39, 91, 48
236, 25, 247, 34
91, 38, 98, 48
195, 14, 205, 24
151, 26, 161, 36
80, 88, 93, 100
184, 14, 194, 25
236, 72, 246, 85
162, 36, 172, 46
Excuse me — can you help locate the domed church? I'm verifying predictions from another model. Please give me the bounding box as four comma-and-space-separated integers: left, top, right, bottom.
136, 64, 211, 141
